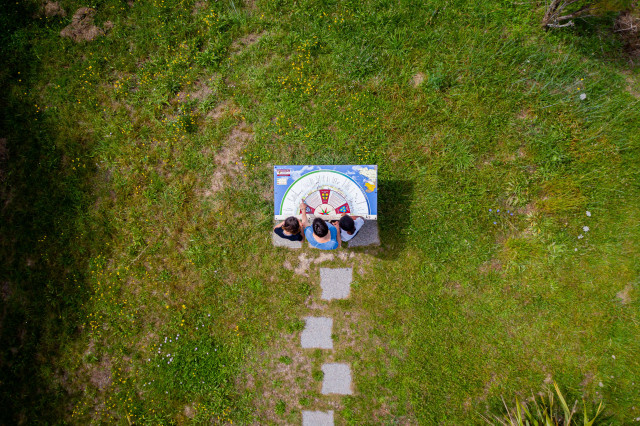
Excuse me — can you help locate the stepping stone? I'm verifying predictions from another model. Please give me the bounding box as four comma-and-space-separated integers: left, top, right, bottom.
347, 220, 380, 247
301, 317, 333, 349
321, 363, 353, 395
320, 268, 352, 300
302, 410, 334, 426
272, 232, 303, 249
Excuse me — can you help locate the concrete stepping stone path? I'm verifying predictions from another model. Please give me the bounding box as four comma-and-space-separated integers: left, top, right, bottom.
297, 267, 357, 422
321, 363, 353, 395
302, 410, 334, 426
301, 317, 333, 349
319, 268, 352, 300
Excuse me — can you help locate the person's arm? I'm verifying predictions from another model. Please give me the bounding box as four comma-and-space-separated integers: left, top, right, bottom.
300, 202, 309, 229
335, 222, 342, 246
273, 221, 284, 230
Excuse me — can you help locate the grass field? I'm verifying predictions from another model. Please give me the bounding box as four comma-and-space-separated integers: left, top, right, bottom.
1, 0, 639, 424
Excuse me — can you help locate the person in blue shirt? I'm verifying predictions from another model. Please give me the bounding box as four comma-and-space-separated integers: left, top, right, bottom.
300, 202, 341, 250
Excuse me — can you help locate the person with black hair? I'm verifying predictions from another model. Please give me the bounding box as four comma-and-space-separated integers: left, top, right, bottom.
300, 202, 341, 250
331, 214, 364, 242
273, 216, 303, 241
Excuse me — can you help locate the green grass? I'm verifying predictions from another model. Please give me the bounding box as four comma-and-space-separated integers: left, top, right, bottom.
1, 0, 639, 424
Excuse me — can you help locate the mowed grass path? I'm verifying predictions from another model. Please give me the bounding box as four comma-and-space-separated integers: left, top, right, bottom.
1, 0, 639, 423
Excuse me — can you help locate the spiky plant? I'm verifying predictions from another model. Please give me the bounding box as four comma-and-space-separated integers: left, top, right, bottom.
483, 382, 605, 426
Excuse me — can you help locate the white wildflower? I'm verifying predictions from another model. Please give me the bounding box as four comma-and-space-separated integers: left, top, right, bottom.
586, 211, 591, 217
580, 93, 586, 100
583, 226, 589, 232
578, 234, 584, 239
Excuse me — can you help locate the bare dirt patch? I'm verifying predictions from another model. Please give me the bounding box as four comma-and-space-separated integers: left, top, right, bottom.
518, 146, 527, 158
231, 32, 264, 54
88, 357, 113, 391
517, 107, 535, 120
44, 1, 66, 17
479, 258, 502, 274
201, 122, 252, 197
411, 72, 425, 87
206, 100, 240, 121
616, 284, 633, 305
191, 1, 206, 15
60, 8, 107, 42
517, 202, 537, 216
177, 80, 213, 104
183, 404, 195, 418
282, 252, 337, 277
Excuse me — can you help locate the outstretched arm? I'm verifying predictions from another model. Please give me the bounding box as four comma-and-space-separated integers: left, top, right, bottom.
273, 221, 284, 230
300, 202, 309, 229
335, 222, 342, 246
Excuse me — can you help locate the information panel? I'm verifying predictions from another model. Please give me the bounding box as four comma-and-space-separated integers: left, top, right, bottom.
274, 165, 377, 220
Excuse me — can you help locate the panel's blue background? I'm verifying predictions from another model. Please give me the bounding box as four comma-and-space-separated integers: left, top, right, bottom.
273, 165, 377, 216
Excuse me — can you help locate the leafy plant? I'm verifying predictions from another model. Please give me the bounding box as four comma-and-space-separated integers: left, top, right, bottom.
483, 382, 605, 425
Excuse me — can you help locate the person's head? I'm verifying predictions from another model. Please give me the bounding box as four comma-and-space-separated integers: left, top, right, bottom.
339, 215, 355, 234
283, 216, 301, 234
312, 218, 329, 237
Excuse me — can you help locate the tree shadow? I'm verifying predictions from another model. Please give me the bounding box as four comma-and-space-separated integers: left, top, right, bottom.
0, 3, 106, 423
373, 179, 414, 260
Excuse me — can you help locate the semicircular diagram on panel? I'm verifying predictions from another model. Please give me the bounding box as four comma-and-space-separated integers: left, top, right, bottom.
274, 165, 377, 221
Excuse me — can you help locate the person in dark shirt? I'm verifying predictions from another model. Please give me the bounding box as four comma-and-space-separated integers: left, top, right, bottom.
273, 216, 303, 241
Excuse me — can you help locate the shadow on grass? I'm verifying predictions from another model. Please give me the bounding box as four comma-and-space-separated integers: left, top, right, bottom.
374, 179, 414, 260
0, 3, 104, 423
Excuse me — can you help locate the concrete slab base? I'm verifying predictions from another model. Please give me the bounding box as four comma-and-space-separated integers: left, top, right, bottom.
302, 410, 334, 426
301, 317, 333, 349
347, 220, 380, 247
321, 363, 353, 395
272, 232, 303, 249
320, 268, 352, 300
